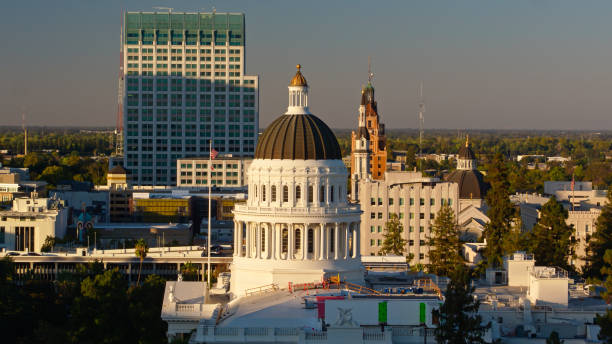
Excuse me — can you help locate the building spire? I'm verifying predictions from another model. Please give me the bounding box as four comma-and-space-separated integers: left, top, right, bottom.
465, 134, 470, 147
368, 56, 373, 84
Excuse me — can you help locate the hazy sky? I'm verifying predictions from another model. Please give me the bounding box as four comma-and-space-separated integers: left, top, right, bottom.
1, 0, 612, 130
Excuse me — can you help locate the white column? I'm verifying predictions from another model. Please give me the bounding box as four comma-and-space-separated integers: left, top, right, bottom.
256, 223, 262, 259
344, 223, 349, 259
352, 223, 360, 258
245, 222, 251, 258
237, 221, 243, 257
319, 223, 325, 260
301, 224, 307, 260
334, 223, 339, 260
325, 224, 331, 259
233, 221, 238, 257
288, 224, 294, 260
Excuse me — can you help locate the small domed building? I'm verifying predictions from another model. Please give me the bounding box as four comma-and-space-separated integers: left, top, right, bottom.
445, 136, 490, 241
446, 136, 490, 210
230, 66, 364, 296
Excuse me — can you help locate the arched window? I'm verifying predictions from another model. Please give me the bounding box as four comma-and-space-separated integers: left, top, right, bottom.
261, 228, 266, 252
339, 186, 342, 201
307, 229, 314, 253
271, 185, 277, 202
296, 185, 301, 201
320, 185, 325, 203
330, 186, 335, 202
254, 185, 258, 198
308, 186, 313, 204
283, 185, 289, 203
295, 228, 301, 250
282, 228, 288, 253
262, 185, 266, 202
330, 227, 335, 253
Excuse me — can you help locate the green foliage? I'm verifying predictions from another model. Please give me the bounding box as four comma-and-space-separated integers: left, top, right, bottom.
181, 261, 199, 281
546, 331, 563, 344
379, 213, 406, 256
526, 196, 575, 269
0, 258, 168, 344
595, 250, 612, 342
135, 239, 149, 285
41, 236, 56, 252
585, 187, 612, 279
433, 265, 490, 343
483, 153, 518, 268
427, 205, 463, 277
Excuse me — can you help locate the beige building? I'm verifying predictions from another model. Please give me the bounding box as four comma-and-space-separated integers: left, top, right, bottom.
0, 197, 68, 252
357, 171, 459, 264
567, 208, 600, 269
176, 157, 251, 188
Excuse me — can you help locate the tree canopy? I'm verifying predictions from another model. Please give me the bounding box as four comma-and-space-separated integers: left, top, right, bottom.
427, 205, 463, 277
379, 213, 406, 256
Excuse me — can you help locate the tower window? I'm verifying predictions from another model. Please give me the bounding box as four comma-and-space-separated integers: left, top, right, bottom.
282, 228, 288, 253
295, 228, 301, 250
308, 186, 313, 203
262, 186, 266, 202
320, 186, 325, 203
307, 229, 314, 253
271, 186, 277, 202
330, 186, 334, 202
283, 185, 289, 203
296, 186, 301, 201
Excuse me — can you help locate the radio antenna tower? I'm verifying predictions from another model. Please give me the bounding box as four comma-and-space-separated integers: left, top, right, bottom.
418, 82, 425, 173
115, 10, 124, 156
22, 111, 28, 156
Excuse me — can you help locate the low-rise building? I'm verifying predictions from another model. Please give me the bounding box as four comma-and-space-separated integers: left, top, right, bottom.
0, 196, 68, 252
176, 157, 252, 189
357, 170, 459, 263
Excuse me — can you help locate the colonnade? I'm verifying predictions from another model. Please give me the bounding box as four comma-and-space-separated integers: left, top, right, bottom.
233, 220, 360, 261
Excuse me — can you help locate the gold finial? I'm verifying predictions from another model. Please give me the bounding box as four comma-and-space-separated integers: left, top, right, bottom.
465, 134, 470, 147
296, 64, 301, 71
290, 64, 307, 86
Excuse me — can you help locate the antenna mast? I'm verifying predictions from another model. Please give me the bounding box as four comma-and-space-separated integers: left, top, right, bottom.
418, 82, 425, 173
22, 112, 28, 156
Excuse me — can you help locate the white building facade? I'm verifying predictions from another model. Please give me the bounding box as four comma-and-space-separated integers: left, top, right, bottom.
0, 197, 68, 252
230, 66, 364, 296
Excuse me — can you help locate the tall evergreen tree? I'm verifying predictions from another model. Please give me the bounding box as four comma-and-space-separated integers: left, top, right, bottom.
585, 187, 612, 279
379, 213, 407, 256
483, 153, 517, 268
427, 205, 463, 276
527, 196, 575, 269
433, 265, 490, 344
594, 250, 612, 342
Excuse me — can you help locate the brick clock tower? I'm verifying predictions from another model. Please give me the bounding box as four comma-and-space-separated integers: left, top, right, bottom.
351, 77, 387, 182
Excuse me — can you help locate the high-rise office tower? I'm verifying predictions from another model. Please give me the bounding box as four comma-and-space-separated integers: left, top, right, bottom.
122, 12, 259, 185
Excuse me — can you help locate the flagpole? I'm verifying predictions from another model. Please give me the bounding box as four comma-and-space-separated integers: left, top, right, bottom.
207, 139, 212, 290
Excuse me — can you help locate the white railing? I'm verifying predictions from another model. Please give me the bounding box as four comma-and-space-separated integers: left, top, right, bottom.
244, 283, 279, 297
304, 331, 327, 340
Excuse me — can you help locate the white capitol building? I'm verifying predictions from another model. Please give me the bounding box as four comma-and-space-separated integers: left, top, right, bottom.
230, 65, 364, 296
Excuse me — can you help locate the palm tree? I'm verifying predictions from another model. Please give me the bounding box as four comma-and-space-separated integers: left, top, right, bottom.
134, 239, 148, 285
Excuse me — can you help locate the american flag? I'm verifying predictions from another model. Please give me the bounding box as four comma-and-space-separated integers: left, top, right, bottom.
210, 148, 218, 160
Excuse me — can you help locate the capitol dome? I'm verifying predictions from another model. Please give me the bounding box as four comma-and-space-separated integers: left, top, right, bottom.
230, 65, 364, 297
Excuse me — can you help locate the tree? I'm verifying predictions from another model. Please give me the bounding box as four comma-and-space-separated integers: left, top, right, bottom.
526, 196, 575, 269
595, 250, 612, 342
134, 239, 148, 285
41, 236, 56, 252
483, 153, 517, 268
181, 261, 199, 281
379, 213, 406, 256
38, 165, 68, 187
546, 331, 563, 344
427, 205, 462, 276
433, 265, 490, 344
128, 275, 168, 344
585, 187, 612, 279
